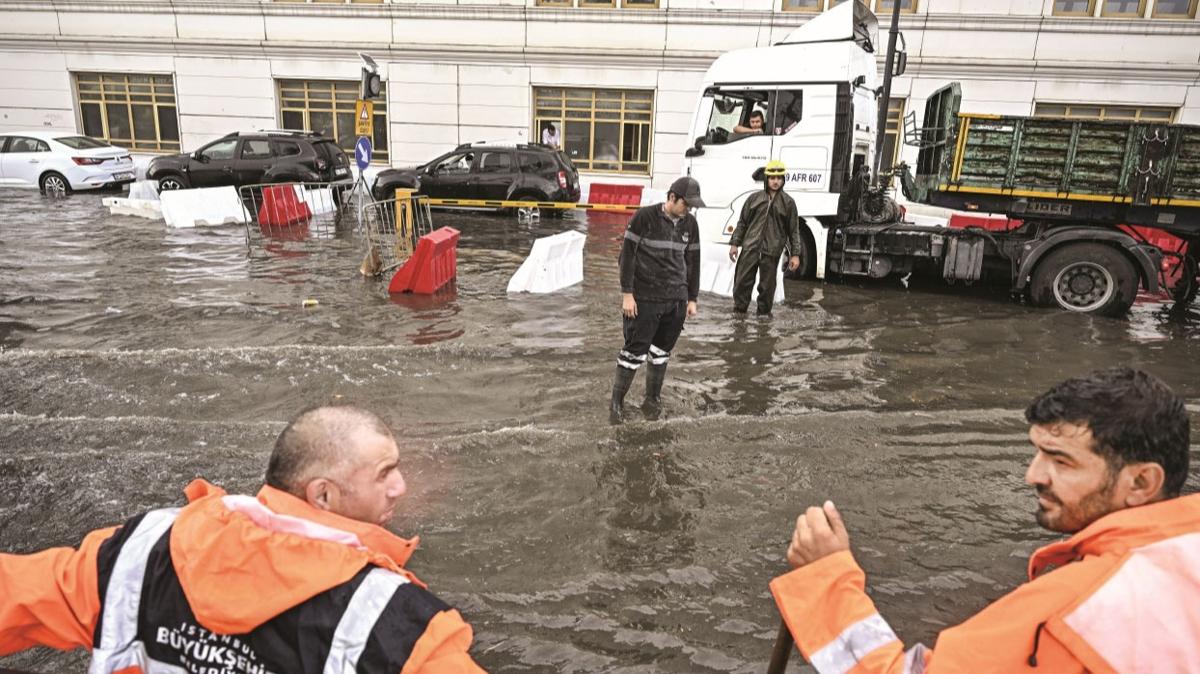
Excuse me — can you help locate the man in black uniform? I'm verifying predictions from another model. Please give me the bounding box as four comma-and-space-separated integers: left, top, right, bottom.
728, 160, 803, 315
610, 176, 704, 422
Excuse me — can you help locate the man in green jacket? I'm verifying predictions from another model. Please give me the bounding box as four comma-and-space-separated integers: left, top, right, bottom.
728, 160, 803, 315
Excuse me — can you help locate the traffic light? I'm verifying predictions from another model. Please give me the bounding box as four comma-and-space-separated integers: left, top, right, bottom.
360, 67, 381, 100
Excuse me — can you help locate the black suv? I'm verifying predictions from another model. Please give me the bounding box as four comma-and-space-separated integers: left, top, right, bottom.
372, 142, 580, 205
147, 130, 351, 191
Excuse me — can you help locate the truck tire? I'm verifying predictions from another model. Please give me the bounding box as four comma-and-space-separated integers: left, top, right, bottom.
1029, 243, 1138, 317
784, 229, 818, 280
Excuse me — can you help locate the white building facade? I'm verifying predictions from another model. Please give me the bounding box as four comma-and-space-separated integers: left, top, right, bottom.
1, 0, 1197, 190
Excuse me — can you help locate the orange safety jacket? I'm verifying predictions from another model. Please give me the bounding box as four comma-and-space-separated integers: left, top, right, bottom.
0, 479, 486, 674
770, 493, 1200, 674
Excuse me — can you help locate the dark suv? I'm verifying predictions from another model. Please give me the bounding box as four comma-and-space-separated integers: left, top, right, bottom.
147, 130, 351, 191
372, 143, 580, 205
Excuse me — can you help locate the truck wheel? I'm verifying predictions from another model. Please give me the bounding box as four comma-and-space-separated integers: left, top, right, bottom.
1172, 254, 1198, 307
784, 231, 818, 280
1029, 243, 1138, 317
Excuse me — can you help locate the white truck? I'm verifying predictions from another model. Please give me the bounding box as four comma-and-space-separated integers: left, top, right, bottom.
683, 2, 1200, 316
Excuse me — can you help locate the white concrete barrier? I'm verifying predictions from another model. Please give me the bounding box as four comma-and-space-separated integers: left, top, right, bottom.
159, 186, 250, 228
102, 197, 163, 220
507, 230, 586, 294
126, 180, 159, 201
697, 206, 784, 304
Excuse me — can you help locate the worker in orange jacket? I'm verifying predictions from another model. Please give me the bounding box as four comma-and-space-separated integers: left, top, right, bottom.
772, 367, 1198, 673
0, 404, 486, 674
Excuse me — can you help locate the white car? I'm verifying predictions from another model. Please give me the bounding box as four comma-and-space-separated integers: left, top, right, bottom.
0, 131, 135, 195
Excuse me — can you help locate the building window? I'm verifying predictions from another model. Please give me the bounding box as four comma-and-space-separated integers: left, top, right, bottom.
278, 79, 388, 163
782, 0, 823, 12
1052, 0, 1096, 14
1152, 0, 1196, 16
271, 1, 385, 4
1100, 0, 1145, 15
1034, 102, 1175, 122
534, 87, 653, 175
822, 0, 915, 11
535, 0, 659, 7
74, 73, 180, 152
880, 97, 905, 174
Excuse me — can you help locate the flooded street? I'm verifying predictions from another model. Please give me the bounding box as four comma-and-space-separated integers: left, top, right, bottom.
2, 189, 1199, 673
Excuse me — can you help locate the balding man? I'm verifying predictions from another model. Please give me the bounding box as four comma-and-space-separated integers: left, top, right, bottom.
0, 405, 485, 674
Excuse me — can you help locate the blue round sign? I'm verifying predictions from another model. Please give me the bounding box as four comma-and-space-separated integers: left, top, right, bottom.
354, 136, 372, 171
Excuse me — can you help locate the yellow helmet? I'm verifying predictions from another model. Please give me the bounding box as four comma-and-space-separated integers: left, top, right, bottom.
764, 160, 787, 177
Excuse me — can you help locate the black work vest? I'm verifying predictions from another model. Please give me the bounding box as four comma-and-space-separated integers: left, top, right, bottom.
89, 508, 449, 674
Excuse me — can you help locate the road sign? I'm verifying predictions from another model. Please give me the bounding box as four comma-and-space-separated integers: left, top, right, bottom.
355, 99, 374, 136
355, 137, 372, 171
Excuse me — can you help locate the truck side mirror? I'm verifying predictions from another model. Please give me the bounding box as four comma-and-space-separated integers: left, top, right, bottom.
684, 136, 705, 158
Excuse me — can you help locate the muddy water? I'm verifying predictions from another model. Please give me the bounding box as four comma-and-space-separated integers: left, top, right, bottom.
1, 190, 1198, 673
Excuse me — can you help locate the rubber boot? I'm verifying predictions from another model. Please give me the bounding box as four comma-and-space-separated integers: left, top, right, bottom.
610, 365, 637, 423
642, 363, 667, 419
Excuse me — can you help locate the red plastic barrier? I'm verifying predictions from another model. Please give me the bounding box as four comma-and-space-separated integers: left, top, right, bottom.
388, 227, 460, 294
258, 185, 312, 227
588, 183, 643, 206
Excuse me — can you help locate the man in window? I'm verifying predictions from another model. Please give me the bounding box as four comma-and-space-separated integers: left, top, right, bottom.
734, 110, 766, 135
541, 122, 560, 149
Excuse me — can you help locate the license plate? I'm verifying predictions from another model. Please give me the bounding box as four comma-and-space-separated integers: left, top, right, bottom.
114, 172, 134, 180
335, 168, 348, 176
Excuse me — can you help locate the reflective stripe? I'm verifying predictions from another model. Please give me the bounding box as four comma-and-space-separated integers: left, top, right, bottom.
903, 644, 930, 674
685, 243, 701, 252
1062, 531, 1200, 672
89, 508, 181, 674
618, 350, 647, 369
648, 345, 668, 356
624, 228, 689, 251
649, 355, 670, 365
323, 567, 410, 674
809, 613, 899, 674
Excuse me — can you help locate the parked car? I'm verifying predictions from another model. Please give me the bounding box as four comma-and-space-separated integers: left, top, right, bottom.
0, 131, 134, 195
146, 130, 351, 191
372, 142, 580, 209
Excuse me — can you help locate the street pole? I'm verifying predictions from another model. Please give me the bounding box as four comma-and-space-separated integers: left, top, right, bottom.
872, 0, 903, 188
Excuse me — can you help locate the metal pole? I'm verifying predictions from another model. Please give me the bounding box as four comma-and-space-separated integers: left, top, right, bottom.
872, 0, 904, 188
765, 620, 795, 674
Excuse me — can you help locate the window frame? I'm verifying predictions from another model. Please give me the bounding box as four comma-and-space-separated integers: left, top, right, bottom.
1099, 0, 1146, 16
277, 78, 388, 164
534, 0, 659, 8
533, 86, 654, 176
73, 72, 181, 153
1034, 102, 1177, 123
1051, 0, 1097, 15
1151, 0, 1198, 17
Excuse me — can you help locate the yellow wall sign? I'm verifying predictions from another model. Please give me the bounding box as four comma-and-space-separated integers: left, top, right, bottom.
355, 99, 374, 137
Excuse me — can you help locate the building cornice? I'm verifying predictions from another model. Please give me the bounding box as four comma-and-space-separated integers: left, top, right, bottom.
5, 0, 1199, 36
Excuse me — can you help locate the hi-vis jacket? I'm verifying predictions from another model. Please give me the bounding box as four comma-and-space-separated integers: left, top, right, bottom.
0, 479, 486, 674
770, 493, 1200, 674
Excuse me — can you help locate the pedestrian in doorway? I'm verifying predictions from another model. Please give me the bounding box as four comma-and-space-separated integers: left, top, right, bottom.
771, 367, 1198, 672
610, 176, 704, 422
728, 160, 802, 315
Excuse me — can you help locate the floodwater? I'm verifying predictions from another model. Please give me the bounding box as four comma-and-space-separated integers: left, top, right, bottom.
1, 189, 1198, 673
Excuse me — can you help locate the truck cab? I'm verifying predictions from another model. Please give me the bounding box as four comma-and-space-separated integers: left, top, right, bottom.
684, 1, 880, 277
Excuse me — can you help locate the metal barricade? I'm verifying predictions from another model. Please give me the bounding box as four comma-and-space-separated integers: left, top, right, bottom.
239, 181, 358, 246
357, 191, 435, 276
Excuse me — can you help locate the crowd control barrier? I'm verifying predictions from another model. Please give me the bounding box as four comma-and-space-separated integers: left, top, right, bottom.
160, 186, 251, 228
506, 230, 586, 293
239, 181, 358, 247
358, 191, 435, 275
388, 227, 460, 294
